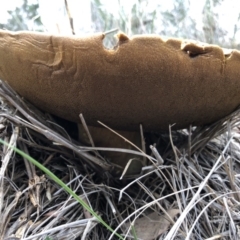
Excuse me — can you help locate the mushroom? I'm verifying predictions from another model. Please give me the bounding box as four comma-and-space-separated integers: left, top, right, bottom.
0, 29, 240, 175
0, 29, 240, 130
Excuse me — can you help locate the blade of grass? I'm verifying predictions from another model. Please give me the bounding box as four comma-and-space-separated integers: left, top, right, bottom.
0, 138, 123, 240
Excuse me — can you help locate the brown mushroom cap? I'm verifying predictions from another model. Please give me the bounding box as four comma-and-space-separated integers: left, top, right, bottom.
0, 29, 240, 131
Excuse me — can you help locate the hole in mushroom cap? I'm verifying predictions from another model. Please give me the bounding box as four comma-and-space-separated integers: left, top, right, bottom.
223, 48, 233, 60
102, 31, 130, 50
102, 30, 119, 50
181, 41, 209, 57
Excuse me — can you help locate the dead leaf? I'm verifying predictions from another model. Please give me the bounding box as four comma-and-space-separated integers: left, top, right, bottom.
129, 209, 180, 240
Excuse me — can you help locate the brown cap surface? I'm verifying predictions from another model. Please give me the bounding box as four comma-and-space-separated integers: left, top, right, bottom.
0, 30, 240, 131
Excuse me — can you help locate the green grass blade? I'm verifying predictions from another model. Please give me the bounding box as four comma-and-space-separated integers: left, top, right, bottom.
0, 138, 123, 240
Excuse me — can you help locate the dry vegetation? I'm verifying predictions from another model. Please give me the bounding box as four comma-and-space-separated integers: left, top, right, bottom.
1, 1, 240, 239
0, 80, 240, 239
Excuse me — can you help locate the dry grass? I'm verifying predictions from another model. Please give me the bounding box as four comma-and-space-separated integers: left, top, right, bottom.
0, 80, 240, 240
